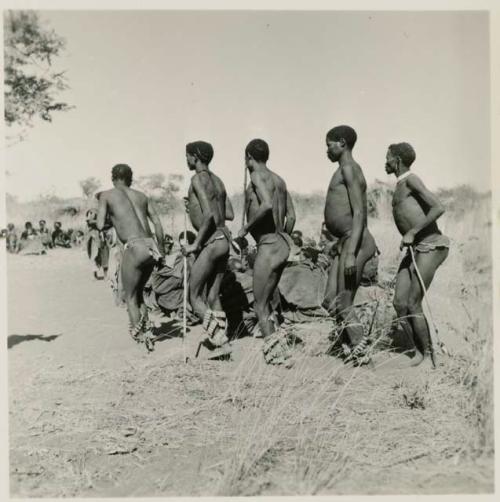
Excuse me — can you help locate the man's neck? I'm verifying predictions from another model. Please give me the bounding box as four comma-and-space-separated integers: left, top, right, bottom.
396, 166, 410, 179
195, 163, 209, 174
250, 162, 267, 173
338, 150, 354, 167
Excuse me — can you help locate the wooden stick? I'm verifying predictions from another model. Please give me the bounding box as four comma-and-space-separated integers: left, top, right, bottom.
241, 166, 248, 228
182, 207, 188, 362
409, 246, 448, 356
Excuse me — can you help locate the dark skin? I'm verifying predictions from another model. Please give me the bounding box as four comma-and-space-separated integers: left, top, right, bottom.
323, 136, 376, 348
238, 154, 296, 338
97, 177, 165, 329
386, 148, 448, 368
182, 152, 234, 322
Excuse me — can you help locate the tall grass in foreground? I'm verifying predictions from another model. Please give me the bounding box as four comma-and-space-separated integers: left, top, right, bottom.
200, 195, 493, 495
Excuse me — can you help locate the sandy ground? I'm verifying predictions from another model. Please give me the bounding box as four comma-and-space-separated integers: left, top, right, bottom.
7, 247, 494, 497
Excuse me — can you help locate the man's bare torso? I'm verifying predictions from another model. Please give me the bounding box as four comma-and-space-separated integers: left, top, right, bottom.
187, 171, 227, 231
103, 187, 152, 244
246, 168, 288, 243
392, 174, 440, 240
324, 163, 368, 239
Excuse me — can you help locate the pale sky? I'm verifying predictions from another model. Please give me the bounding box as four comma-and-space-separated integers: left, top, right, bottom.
4, 10, 490, 201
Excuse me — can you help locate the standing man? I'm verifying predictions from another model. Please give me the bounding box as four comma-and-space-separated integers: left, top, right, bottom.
97, 164, 165, 350
385, 142, 449, 368
238, 139, 297, 365
181, 141, 234, 354
322, 125, 377, 363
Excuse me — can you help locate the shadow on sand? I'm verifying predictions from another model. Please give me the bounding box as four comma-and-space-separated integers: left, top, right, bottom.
8, 334, 61, 349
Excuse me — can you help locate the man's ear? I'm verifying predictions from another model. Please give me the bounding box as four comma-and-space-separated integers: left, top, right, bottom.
339, 138, 347, 148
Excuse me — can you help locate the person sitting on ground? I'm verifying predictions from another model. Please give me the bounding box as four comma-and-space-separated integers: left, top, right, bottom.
289, 230, 304, 262
163, 233, 174, 256
18, 221, 46, 255
38, 219, 52, 249
73, 230, 85, 247
52, 221, 72, 248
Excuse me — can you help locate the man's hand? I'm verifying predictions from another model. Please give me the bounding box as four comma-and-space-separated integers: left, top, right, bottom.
237, 227, 247, 239
344, 252, 357, 290
400, 230, 416, 250
183, 197, 190, 214
181, 243, 199, 257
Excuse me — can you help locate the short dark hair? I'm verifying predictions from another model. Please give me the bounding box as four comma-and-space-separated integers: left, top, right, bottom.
388, 143, 416, 167
178, 230, 196, 245
112, 164, 133, 186
25, 221, 32, 228
326, 125, 357, 149
245, 139, 269, 162
39, 219, 46, 225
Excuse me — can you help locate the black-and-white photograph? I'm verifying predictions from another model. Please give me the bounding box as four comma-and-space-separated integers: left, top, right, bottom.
1, 2, 495, 498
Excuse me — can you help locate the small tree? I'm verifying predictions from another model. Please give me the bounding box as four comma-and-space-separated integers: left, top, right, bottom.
135, 173, 183, 214
79, 177, 101, 199
4, 10, 73, 144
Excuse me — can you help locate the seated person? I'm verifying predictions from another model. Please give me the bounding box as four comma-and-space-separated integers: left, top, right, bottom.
52, 221, 72, 248
38, 219, 53, 248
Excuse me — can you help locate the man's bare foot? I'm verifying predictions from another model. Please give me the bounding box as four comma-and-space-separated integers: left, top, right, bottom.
409, 349, 425, 367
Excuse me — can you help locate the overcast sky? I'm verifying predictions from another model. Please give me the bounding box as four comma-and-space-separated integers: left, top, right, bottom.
4, 10, 490, 201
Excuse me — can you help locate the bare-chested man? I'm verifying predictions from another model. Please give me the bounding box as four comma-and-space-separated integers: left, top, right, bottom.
97, 164, 165, 350
322, 125, 377, 363
181, 141, 234, 353
237, 139, 297, 365
385, 142, 449, 368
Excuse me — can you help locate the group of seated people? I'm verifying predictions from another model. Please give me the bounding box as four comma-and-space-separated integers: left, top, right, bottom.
124, 224, 379, 340
3, 220, 85, 255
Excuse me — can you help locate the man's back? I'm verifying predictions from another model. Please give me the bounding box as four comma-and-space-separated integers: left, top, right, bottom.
188, 171, 227, 230
104, 187, 152, 243
247, 167, 288, 241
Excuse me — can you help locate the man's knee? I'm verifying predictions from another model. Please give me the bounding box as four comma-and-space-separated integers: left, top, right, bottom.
407, 296, 422, 315
393, 298, 408, 317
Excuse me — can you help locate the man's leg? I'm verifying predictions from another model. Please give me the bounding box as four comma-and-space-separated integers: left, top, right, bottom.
392, 254, 421, 362
407, 248, 449, 367
206, 246, 229, 312
253, 240, 288, 338
121, 245, 153, 329
322, 254, 340, 316
336, 231, 377, 347
189, 245, 216, 322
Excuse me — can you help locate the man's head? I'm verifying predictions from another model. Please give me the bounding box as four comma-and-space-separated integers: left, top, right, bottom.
54, 221, 62, 229
326, 125, 357, 162
111, 164, 133, 187
25, 221, 33, 230
39, 219, 46, 228
291, 230, 303, 247
7, 223, 14, 231
163, 233, 174, 254
385, 142, 416, 175
178, 230, 196, 246
245, 139, 269, 169
186, 141, 214, 170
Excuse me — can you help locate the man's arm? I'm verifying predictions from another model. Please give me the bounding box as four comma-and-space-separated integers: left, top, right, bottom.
403, 175, 445, 245
147, 198, 165, 255
225, 194, 234, 221
284, 190, 296, 234
96, 192, 108, 231
186, 174, 216, 253
240, 171, 272, 236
